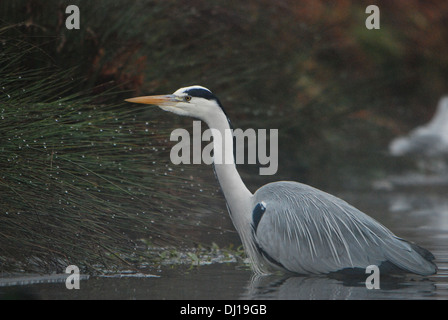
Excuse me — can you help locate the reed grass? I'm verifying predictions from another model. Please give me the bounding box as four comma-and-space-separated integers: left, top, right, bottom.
0, 31, 223, 273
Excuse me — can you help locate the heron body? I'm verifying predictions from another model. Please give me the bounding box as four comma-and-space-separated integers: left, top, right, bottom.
253, 182, 435, 275
126, 85, 437, 276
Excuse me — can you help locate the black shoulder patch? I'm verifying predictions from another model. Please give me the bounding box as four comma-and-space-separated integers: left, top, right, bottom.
252, 202, 266, 233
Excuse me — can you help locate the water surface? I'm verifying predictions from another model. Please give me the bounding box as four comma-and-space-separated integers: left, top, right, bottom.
1, 186, 447, 300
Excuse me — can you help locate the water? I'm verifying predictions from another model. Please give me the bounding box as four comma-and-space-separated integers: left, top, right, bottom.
1, 185, 447, 300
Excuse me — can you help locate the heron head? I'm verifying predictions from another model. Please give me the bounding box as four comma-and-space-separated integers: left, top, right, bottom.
125, 85, 224, 121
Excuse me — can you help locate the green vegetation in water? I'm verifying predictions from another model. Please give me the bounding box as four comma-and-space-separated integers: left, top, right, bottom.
144, 242, 247, 269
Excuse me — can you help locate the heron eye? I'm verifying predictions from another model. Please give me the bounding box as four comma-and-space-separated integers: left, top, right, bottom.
184, 95, 192, 102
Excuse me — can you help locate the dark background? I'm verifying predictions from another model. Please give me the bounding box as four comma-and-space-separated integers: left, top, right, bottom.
1, 0, 447, 273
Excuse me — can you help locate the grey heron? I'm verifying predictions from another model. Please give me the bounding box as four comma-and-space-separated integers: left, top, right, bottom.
126, 85, 437, 276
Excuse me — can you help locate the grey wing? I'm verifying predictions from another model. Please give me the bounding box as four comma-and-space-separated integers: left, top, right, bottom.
252, 182, 436, 275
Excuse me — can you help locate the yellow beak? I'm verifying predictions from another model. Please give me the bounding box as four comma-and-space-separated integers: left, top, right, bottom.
125, 94, 176, 105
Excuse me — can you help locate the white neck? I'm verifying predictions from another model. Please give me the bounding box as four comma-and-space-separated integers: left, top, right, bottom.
201, 110, 253, 228
199, 107, 268, 274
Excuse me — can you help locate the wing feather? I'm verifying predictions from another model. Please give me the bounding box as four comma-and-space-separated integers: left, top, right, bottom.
253, 181, 436, 275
